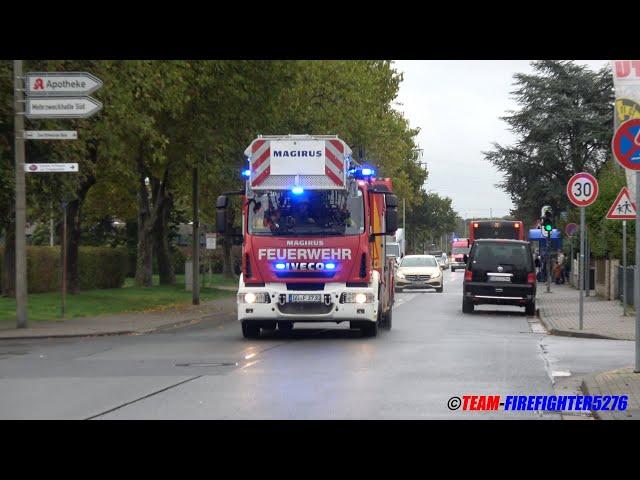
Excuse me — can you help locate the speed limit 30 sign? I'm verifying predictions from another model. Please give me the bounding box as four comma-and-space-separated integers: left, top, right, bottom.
567, 172, 599, 207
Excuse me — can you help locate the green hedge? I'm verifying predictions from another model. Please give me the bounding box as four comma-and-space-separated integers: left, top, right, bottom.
78, 247, 129, 290
0, 246, 128, 293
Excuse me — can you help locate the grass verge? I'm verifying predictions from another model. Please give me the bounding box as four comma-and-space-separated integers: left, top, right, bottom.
0, 273, 237, 323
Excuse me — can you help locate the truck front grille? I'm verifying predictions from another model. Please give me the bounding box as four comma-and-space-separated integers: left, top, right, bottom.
277, 303, 334, 315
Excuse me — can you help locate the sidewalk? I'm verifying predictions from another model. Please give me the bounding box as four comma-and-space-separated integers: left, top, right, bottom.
582, 367, 640, 420
0, 295, 237, 340
536, 283, 635, 340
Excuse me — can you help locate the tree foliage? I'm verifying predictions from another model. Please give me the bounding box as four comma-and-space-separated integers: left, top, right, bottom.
485, 61, 614, 227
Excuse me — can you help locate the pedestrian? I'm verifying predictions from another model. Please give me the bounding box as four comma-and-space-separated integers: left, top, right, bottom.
553, 260, 563, 284
556, 250, 565, 284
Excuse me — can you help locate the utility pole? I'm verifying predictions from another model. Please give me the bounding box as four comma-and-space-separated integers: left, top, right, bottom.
403, 198, 405, 230
61, 202, 67, 318
192, 163, 200, 305
623, 220, 627, 316
49, 201, 54, 246
14, 60, 27, 329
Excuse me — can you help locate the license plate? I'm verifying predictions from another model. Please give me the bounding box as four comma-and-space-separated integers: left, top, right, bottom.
489, 275, 511, 282
288, 294, 322, 303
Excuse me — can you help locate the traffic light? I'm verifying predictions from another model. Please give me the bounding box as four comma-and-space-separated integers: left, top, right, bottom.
542, 211, 553, 237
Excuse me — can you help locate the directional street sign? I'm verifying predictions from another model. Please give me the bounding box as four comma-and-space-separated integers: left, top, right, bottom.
567, 172, 599, 207
24, 163, 78, 173
25, 130, 77, 140
612, 118, 640, 170
25, 97, 102, 119
26, 72, 103, 97
565, 223, 578, 236
606, 186, 637, 219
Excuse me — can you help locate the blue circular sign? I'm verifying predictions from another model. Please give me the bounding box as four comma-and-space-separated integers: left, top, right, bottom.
613, 119, 640, 170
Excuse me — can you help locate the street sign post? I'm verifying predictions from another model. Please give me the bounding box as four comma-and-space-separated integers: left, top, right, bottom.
24, 163, 78, 173
205, 233, 217, 250
565, 223, 578, 237
605, 186, 636, 313
567, 172, 599, 331
26, 72, 103, 97
25, 97, 102, 119
612, 121, 640, 371
25, 130, 77, 140
605, 186, 636, 220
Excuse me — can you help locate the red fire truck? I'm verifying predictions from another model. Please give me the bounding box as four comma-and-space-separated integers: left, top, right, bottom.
469, 220, 525, 243
216, 135, 399, 339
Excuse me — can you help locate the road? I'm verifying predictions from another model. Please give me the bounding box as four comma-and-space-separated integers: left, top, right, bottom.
0, 270, 634, 419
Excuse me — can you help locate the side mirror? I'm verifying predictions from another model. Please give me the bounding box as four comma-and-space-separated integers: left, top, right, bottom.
385, 194, 399, 234
216, 195, 228, 234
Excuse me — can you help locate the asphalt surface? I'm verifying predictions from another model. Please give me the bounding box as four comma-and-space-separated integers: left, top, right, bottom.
0, 270, 634, 419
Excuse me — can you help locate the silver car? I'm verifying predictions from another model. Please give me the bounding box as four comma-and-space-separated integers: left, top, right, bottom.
395, 255, 444, 293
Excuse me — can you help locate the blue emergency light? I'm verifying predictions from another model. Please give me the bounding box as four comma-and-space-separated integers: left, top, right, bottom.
325, 263, 336, 270
275, 263, 286, 270
242, 169, 251, 178
291, 186, 304, 195
349, 167, 376, 179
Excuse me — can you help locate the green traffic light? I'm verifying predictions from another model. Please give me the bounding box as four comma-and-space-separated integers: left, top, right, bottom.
545, 225, 552, 231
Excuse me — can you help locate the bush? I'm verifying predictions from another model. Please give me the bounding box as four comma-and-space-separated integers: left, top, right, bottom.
27, 246, 61, 293
78, 247, 129, 289
0, 246, 128, 293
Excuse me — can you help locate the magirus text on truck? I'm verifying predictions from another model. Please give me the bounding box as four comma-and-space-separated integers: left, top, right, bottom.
216, 135, 399, 338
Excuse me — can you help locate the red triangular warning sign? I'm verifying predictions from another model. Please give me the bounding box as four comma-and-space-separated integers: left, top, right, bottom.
606, 187, 637, 219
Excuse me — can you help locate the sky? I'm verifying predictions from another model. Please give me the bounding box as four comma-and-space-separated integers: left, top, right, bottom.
393, 60, 609, 220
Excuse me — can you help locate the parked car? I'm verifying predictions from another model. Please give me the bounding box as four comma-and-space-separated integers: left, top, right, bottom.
462, 239, 536, 315
395, 255, 443, 293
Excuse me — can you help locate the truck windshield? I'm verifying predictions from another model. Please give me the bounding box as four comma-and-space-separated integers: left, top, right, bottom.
247, 189, 364, 236
452, 247, 470, 255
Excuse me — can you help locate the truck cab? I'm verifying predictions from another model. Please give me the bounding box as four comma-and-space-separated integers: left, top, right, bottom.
216, 135, 398, 339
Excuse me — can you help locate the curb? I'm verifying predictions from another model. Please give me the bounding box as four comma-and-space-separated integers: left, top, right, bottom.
0, 309, 237, 341
536, 309, 623, 340
580, 375, 608, 420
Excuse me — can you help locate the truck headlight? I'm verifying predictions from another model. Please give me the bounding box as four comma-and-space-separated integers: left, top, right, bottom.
341, 292, 374, 304
238, 292, 270, 304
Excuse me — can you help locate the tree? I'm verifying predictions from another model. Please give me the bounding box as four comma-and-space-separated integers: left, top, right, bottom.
484, 61, 613, 227
406, 191, 458, 253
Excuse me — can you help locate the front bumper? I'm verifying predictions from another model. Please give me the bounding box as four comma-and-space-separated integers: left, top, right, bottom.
450, 262, 466, 269
237, 282, 378, 323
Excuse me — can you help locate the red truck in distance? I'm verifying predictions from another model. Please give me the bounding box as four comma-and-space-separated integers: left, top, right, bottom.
469, 220, 525, 243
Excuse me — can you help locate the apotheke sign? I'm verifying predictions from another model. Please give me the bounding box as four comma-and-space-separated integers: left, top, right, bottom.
26, 72, 103, 97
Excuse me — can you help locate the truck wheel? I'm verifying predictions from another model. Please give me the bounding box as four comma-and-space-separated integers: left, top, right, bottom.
525, 301, 536, 316
361, 321, 378, 337
241, 321, 260, 339
451, 267, 455, 272
462, 299, 474, 314
277, 321, 294, 332
381, 306, 393, 330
